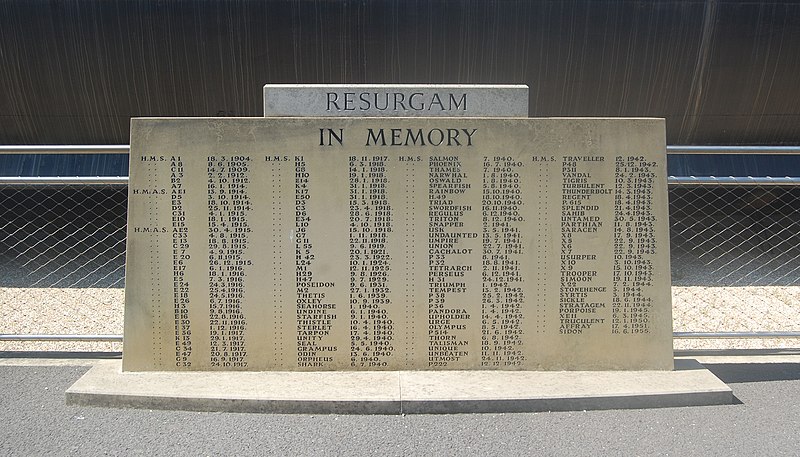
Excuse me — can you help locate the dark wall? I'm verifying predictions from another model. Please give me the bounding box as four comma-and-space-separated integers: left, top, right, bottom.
2, 0, 800, 145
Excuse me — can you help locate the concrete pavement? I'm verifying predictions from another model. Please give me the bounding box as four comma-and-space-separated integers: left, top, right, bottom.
1, 353, 799, 456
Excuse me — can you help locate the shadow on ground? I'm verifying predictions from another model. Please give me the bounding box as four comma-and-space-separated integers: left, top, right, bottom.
704, 362, 800, 383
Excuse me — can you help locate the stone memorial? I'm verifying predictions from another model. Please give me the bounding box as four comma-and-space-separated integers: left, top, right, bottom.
122, 116, 674, 372
68, 86, 732, 414
263, 84, 528, 117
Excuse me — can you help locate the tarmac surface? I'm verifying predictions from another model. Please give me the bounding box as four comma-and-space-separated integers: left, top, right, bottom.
1, 354, 799, 456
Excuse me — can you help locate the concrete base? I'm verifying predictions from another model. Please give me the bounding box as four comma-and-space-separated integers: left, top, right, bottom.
66, 359, 732, 414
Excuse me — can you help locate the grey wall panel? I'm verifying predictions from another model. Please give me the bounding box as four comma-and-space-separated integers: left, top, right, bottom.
1, 0, 799, 145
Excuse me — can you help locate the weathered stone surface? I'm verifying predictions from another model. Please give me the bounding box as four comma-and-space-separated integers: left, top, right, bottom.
263, 84, 528, 117
124, 117, 671, 371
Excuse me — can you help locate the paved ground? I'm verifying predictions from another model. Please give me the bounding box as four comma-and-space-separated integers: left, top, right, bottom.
0, 355, 799, 456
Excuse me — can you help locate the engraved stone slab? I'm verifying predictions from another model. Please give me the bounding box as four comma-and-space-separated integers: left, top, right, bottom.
124, 117, 671, 372
263, 84, 528, 117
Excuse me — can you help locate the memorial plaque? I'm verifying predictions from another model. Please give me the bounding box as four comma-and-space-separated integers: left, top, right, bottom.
263, 84, 528, 117
123, 117, 672, 372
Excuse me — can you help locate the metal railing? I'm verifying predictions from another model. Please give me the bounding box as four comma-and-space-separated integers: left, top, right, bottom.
0, 334, 123, 342
1, 145, 799, 346
0, 146, 127, 345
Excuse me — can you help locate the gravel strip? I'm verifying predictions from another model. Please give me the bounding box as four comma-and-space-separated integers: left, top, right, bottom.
1, 285, 798, 352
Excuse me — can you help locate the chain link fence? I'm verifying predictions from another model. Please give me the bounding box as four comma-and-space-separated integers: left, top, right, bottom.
670, 180, 800, 350
0, 182, 126, 351
1, 147, 799, 352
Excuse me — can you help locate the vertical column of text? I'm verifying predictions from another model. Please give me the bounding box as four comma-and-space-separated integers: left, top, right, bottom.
130, 155, 168, 366
266, 155, 290, 360
559, 156, 610, 336
612, 156, 657, 335
480, 156, 526, 368
427, 155, 475, 368
295, 156, 339, 368
170, 156, 192, 367
207, 155, 252, 368
347, 155, 395, 368
531, 155, 555, 335
399, 155, 422, 364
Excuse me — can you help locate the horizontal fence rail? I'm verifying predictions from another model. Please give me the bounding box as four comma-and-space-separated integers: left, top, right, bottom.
0, 177, 129, 186
3, 333, 800, 342
0, 145, 129, 154
674, 332, 800, 339
0, 334, 122, 342
669, 177, 800, 186
668, 145, 800, 155
4, 145, 800, 155
1, 145, 799, 346
6, 176, 800, 186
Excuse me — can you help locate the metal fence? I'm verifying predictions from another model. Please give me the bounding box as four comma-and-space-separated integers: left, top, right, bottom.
1, 145, 799, 351
667, 146, 800, 349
